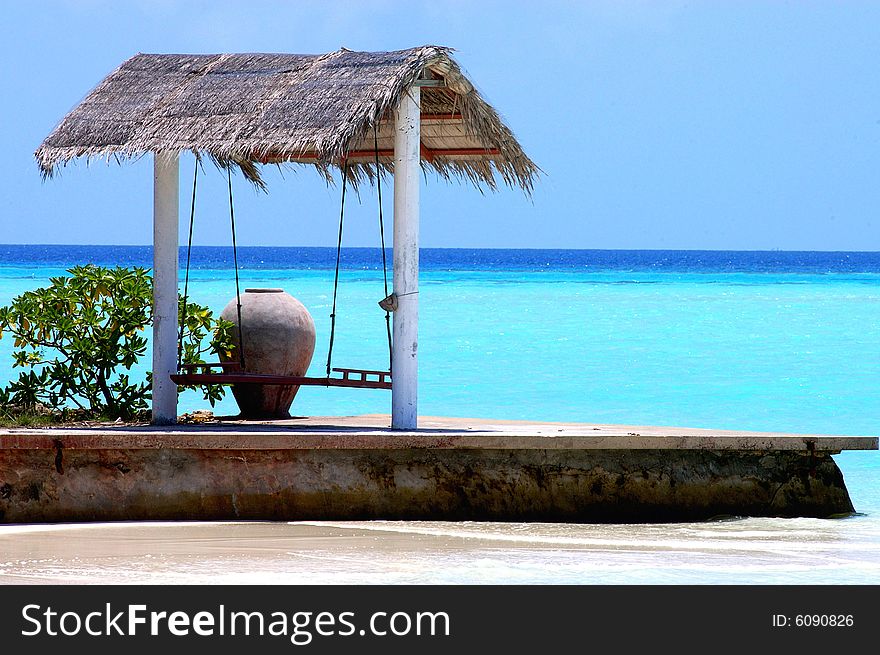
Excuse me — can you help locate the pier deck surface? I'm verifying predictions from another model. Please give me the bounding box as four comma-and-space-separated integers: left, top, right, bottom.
1, 414, 876, 452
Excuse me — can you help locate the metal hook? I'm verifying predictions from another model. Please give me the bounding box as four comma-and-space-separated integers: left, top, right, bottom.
378, 293, 398, 312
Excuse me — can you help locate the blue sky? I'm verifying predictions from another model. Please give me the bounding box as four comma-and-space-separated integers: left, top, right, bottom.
2, 1, 879, 250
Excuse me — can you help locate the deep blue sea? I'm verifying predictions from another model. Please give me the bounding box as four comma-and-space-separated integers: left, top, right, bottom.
1, 245, 878, 584
4, 243, 880, 273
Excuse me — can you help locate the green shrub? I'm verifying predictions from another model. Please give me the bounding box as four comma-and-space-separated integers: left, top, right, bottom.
0, 264, 234, 420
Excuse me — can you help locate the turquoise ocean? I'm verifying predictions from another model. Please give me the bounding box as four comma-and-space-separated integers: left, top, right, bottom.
0, 245, 878, 585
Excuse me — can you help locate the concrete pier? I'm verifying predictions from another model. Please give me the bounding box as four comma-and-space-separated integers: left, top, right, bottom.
0, 415, 875, 524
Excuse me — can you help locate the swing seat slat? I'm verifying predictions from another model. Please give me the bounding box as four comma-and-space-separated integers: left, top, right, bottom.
171, 366, 392, 390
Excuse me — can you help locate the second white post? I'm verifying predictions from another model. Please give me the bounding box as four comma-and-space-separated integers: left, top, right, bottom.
151, 151, 180, 425
391, 86, 420, 429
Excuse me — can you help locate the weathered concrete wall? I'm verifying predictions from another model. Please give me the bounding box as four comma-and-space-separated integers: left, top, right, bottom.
0, 446, 854, 524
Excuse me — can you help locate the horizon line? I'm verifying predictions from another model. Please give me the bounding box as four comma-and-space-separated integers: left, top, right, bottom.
2, 243, 880, 254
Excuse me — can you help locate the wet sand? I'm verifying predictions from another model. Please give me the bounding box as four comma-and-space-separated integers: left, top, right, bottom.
2, 518, 878, 585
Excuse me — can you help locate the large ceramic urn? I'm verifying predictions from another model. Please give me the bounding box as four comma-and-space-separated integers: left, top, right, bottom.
219, 288, 316, 418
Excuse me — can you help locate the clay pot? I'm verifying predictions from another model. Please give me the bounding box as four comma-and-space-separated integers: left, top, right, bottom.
220, 288, 316, 418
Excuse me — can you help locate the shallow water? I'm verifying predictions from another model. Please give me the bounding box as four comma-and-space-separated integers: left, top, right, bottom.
1, 248, 878, 584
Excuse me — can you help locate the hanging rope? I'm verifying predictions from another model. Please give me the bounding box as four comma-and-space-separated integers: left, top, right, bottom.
227, 167, 246, 369
374, 125, 393, 373
325, 162, 348, 376
177, 160, 199, 372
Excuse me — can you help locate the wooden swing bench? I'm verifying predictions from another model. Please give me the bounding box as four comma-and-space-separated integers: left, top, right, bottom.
171, 135, 394, 397
171, 363, 392, 390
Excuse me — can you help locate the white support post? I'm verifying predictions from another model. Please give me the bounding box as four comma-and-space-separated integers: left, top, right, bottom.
391, 86, 420, 430
152, 151, 180, 425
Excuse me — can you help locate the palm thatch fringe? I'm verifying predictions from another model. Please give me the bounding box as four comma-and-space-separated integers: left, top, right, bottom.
35, 46, 539, 194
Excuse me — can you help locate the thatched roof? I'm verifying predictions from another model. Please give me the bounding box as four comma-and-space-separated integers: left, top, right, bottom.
35, 46, 538, 193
